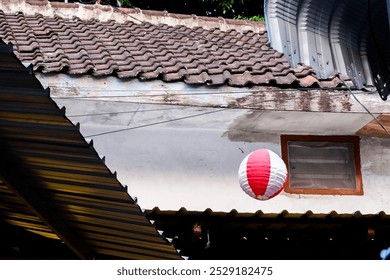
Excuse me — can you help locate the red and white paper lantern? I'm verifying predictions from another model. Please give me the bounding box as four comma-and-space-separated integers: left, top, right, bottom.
238, 149, 288, 200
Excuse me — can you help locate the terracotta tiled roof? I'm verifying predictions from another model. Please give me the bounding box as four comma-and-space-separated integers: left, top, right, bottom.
0, 2, 347, 88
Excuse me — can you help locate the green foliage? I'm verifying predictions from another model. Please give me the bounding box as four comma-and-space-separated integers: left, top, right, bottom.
211, 0, 244, 15
118, 0, 132, 7
116, 1, 264, 20
235, 14, 265, 22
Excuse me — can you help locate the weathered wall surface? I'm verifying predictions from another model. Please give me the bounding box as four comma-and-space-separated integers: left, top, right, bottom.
75, 124, 390, 214
38, 73, 390, 214
38, 73, 390, 114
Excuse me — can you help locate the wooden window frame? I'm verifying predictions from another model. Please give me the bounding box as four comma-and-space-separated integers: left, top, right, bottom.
281, 135, 363, 195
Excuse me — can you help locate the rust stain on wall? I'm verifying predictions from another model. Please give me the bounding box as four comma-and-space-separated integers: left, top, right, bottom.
232, 91, 267, 110
342, 95, 352, 111
298, 90, 312, 111
318, 91, 334, 112
227, 88, 356, 113
274, 90, 289, 109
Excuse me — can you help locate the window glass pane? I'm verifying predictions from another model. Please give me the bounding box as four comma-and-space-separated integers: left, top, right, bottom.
287, 141, 356, 190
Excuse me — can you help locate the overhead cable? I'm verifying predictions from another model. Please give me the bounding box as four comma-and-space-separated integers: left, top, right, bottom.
341, 78, 390, 137
85, 108, 227, 138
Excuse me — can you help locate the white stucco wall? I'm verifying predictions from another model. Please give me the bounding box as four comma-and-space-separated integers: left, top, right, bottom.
37, 74, 390, 214
76, 123, 390, 214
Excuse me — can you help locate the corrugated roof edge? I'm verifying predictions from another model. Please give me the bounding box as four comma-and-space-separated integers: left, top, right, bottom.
0, 39, 181, 259
0, 38, 138, 204
1, 0, 266, 33
0, 38, 146, 213
146, 207, 390, 219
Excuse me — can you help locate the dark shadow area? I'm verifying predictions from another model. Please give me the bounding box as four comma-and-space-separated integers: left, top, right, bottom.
0, 221, 78, 260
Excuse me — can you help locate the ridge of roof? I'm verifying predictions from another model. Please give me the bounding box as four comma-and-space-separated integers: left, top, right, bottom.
0, 0, 265, 33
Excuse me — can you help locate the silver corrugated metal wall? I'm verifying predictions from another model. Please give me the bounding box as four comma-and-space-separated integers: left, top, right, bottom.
265, 0, 390, 100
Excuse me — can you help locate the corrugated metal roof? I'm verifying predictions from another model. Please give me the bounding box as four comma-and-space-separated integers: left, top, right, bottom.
0, 41, 180, 259
147, 207, 390, 231
265, 0, 390, 99
146, 207, 390, 259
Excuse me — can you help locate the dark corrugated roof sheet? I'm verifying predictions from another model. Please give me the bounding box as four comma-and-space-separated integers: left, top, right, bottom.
147, 207, 390, 230
146, 207, 390, 260
0, 41, 180, 259
0, 4, 346, 88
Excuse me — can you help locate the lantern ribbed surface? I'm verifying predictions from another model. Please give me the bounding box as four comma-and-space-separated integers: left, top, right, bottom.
238, 149, 288, 200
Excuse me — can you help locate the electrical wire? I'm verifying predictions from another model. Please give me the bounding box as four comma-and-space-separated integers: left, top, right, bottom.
66, 75, 388, 138
340, 77, 390, 137
76, 85, 385, 138
84, 108, 228, 137
54, 88, 367, 105
57, 88, 375, 118
53, 3, 388, 138
111, 0, 389, 107
52, 86, 356, 97
53, 87, 365, 102
67, 106, 183, 117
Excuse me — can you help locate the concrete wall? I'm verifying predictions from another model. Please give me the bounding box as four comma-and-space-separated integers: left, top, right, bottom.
77, 124, 390, 214
37, 73, 390, 214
